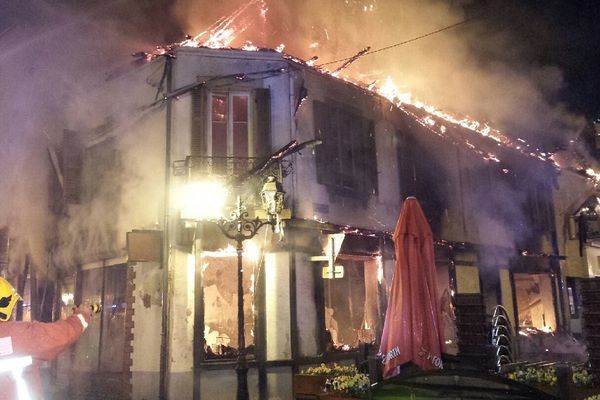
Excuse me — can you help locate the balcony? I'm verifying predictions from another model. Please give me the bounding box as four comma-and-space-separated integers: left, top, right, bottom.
175, 156, 287, 184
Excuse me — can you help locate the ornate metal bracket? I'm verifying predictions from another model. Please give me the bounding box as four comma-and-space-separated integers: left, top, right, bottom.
211, 196, 276, 245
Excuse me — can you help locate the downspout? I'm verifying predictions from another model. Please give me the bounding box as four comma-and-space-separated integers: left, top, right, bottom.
97, 259, 107, 372
159, 56, 173, 400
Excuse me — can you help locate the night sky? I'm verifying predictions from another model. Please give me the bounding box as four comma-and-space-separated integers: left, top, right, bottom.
463, 0, 600, 121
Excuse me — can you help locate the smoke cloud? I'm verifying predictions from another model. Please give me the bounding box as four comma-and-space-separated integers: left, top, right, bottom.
173, 0, 585, 146
0, 0, 176, 275
0, 0, 588, 276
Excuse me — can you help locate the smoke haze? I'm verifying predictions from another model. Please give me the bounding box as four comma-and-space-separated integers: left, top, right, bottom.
173, 0, 585, 146
0, 0, 589, 274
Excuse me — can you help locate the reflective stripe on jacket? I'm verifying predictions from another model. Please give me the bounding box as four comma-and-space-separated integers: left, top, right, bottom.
0, 315, 88, 400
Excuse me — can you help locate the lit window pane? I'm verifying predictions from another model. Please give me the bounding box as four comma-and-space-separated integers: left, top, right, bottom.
212, 95, 227, 122
211, 95, 228, 173
323, 259, 379, 351
514, 273, 556, 332
232, 95, 248, 122
233, 123, 248, 158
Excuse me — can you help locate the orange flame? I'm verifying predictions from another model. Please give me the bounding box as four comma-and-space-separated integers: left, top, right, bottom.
145, 3, 600, 185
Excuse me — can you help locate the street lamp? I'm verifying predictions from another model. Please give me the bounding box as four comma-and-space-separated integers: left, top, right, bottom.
180, 139, 318, 399
184, 175, 285, 400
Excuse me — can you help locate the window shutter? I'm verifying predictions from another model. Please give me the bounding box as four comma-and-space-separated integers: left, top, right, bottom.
361, 119, 378, 197
62, 129, 82, 204
253, 88, 271, 158
314, 101, 336, 187
191, 87, 207, 156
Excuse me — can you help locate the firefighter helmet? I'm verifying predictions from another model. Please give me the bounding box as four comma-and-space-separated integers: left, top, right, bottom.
0, 277, 21, 322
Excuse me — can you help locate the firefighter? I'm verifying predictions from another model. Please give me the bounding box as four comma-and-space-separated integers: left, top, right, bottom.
0, 276, 91, 400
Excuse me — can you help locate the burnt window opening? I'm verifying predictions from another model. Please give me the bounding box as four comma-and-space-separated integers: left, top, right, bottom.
191, 88, 271, 176
322, 257, 381, 352
201, 251, 256, 361
313, 100, 377, 206
514, 273, 557, 332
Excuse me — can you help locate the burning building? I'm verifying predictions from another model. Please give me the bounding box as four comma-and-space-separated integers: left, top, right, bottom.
3, 29, 600, 399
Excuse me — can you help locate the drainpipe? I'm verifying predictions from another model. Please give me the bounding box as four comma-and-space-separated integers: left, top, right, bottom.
159, 56, 173, 400
97, 259, 107, 372
551, 229, 568, 332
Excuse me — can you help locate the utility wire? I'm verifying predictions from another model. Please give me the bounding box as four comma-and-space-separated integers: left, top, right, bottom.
317, 18, 476, 68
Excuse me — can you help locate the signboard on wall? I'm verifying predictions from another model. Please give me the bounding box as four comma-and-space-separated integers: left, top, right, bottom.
456, 265, 481, 294
127, 230, 162, 262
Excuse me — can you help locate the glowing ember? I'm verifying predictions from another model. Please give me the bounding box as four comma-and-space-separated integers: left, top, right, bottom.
242, 41, 259, 51
373, 76, 557, 166
144, 0, 265, 59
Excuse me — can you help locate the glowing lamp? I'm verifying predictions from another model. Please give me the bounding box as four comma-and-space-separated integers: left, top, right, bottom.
180, 180, 228, 221
260, 176, 285, 217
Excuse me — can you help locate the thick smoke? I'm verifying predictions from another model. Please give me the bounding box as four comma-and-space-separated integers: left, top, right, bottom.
0, 0, 176, 275
1, 0, 589, 276
172, 0, 586, 146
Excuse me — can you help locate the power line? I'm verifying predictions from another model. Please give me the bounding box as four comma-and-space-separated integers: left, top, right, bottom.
316, 18, 476, 68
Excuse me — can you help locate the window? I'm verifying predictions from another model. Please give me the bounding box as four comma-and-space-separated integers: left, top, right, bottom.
210, 93, 250, 173
314, 100, 377, 205
322, 257, 381, 352
191, 88, 271, 174
200, 250, 256, 360
514, 273, 556, 332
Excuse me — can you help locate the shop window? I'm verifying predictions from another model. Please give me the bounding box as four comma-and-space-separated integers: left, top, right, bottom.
514, 273, 556, 332
322, 258, 381, 352
201, 250, 256, 360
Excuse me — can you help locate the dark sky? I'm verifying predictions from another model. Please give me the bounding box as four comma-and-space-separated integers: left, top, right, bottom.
463, 0, 600, 120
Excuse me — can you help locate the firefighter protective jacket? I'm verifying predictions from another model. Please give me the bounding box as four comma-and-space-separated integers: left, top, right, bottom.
0, 313, 89, 400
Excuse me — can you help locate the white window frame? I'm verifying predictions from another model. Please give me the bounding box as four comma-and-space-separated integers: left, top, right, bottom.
207, 91, 255, 158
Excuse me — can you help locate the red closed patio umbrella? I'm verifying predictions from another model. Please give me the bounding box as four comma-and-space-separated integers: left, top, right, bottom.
379, 197, 444, 379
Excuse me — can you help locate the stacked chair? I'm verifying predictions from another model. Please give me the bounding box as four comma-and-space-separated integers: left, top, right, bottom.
491, 305, 515, 370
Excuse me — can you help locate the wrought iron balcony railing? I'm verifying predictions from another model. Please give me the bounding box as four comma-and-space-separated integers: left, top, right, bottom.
174, 156, 288, 184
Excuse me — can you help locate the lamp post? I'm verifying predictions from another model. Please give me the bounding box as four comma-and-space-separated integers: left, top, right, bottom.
206, 177, 284, 400
180, 140, 318, 399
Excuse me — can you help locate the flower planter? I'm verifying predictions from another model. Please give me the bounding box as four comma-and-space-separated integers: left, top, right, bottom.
570, 385, 600, 400
530, 383, 559, 397
528, 383, 600, 400
294, 374, 328, 398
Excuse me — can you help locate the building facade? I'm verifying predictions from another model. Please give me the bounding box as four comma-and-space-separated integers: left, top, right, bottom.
4, 46, 598, 399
